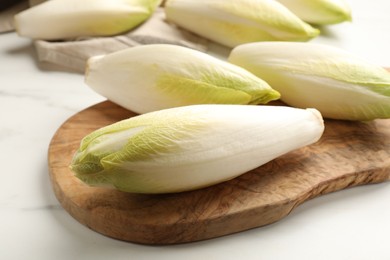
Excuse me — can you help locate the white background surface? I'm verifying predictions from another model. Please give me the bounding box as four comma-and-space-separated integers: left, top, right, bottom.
1, 1, 390, 259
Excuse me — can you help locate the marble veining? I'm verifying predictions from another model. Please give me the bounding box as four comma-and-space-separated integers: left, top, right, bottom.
20, 204, 63, 211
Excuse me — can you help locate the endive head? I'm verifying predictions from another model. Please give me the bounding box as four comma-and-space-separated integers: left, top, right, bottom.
276, 0, 352, 25
85, 44, 280, 114
165, 0, 319, 48
15, 0, 161, 40
70, 104, 324, 193
229, 42, 390, 121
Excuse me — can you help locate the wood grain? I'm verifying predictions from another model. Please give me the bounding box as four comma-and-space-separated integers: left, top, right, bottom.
48, 101, 390, 244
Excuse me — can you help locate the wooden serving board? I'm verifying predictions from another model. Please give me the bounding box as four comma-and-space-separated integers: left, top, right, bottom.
48, 101, 390, 245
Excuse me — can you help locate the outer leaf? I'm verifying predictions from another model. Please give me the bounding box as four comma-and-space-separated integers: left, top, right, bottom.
85, 44, 280, 114
14, 0, 161, 40
229, 42, 390, 121
165, 0, 319, 48
70, 104, 324, 194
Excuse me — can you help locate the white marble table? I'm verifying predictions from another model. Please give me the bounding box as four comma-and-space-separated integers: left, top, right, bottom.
1, 1, 390, 259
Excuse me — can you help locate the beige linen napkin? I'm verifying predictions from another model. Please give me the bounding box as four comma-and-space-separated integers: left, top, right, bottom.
1, 1, 208, 73
34, 8, 208, 73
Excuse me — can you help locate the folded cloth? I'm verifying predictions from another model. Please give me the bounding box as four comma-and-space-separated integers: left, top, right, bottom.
34, 8, 209, 73
1, 2, 208, 73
